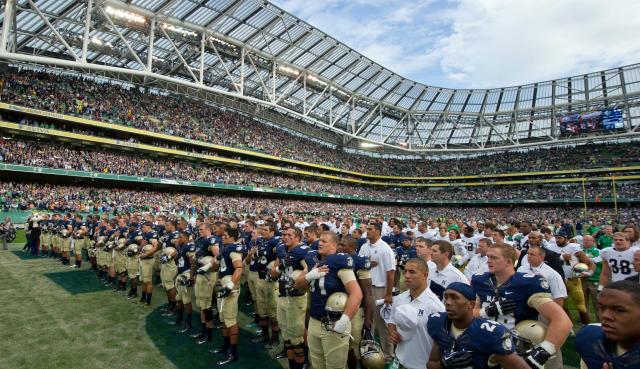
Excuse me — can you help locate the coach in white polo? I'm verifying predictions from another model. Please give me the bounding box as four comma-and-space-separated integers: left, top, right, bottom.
359, 222, 395, 359
388, 258, 444, 369
429, 240, 469, 300
518, 246, 567, 305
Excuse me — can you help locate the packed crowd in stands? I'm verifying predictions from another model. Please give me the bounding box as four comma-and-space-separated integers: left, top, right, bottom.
1, 69, 639, 177
1, 138, 638, 201
2, 181, 639, 225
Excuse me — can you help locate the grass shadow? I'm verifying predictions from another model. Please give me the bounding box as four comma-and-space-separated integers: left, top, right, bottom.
11, 250, 41, 260
145, 297, 282, 369
43, 269, 107, 295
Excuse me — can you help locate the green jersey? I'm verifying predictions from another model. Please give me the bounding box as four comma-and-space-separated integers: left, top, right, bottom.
583, 247, 602, 282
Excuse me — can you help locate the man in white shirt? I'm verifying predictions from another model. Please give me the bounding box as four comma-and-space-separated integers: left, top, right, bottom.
358, 222, 396, 359
414, 222, 431, 240
429, 240, 469, 300
517, 246, 567, 305
464, 238, 491, 281
388, 258, 444, 369
460, 226, 480, 255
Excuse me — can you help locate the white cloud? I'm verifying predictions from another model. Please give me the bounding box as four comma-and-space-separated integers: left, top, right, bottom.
273, 0, 640, 89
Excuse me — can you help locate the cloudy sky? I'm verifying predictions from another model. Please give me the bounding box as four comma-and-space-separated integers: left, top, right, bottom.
271, 0, 640, 89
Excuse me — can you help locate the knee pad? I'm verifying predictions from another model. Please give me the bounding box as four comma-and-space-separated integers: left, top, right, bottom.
204, 308, 214, 321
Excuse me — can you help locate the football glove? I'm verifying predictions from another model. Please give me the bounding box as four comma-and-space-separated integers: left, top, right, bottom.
441, 350, 474, 369
218, 287, 232, 298
524, 341, 555, 369
332, 314, 351, 335
185, 278, 194, 287
482, 299, 516, 318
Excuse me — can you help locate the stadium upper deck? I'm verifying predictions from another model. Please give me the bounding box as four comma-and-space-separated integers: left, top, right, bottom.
1, 0, 639, 155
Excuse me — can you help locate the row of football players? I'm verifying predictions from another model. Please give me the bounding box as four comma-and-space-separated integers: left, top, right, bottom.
30, 212, 640, 369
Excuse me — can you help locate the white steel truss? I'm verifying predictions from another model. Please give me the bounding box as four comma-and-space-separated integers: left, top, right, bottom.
0, 0, 639, 154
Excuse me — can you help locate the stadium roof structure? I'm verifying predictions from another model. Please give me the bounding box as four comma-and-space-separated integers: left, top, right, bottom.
1, 0, 640, 154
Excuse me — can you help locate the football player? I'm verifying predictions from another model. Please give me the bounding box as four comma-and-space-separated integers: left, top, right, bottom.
294, 231, 363, 369
600, 232, 639, 286
271, 227, 310, 369
59, 213, 73, 265
427, 282, 530, 369
191, 223, 219, 345
211, 227, 246, 365
252, 222, 281, 348
576, 280, 640, 369
159, 220, 179, 315
472, 244, 572, 369
338, 235, 374, 369
547, 229, 595, 324
171, 231, 196, 333
138, 221, 159, 307
125, 222, 142, 300
112, 218, 130, 292
395, 233, 417, 293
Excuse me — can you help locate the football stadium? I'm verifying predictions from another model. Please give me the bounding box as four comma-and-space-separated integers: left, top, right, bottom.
0, 1, 639, 368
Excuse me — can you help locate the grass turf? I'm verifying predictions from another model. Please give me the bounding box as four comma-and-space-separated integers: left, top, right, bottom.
0, 242, 284, 369
0, 239, 584, 369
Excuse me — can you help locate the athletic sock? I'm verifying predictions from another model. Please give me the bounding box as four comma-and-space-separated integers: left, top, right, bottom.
230, 344, 238, 357
141, 291, 147, 302
145, 293, 152, 305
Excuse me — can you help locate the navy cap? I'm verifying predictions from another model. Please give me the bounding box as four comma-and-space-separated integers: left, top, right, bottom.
446, 282, 477, 301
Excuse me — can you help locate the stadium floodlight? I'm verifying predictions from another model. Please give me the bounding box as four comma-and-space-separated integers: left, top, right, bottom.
91, 36, 103, 46
161, 23, 197, 38
398, 142, 408, 147
104, 6, 146, 24
278, 65, 300, 77
208, 36, 236, 49
307, 74, 327, 86
360, 142, 380, 148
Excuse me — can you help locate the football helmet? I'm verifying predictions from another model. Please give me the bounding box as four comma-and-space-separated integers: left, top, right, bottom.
513, 320, 547, 356
573, 263, 589, 274
115, 238, 127, 250
322, 292, 348, 330
359, 340, 385, 369
126, 244, 140, 257
163, 247, 177, 258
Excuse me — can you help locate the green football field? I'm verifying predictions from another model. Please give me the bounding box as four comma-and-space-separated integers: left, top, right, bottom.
1, 234, 583, 369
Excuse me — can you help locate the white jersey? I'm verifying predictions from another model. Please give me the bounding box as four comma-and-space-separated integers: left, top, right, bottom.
601, 246, 639, 282
428, 262, 469, 300
460, 234, 480, 254
463, 254, 488, 281
451, 239, 470, 266
518, 262, 567, 300
546, 242, 583, 280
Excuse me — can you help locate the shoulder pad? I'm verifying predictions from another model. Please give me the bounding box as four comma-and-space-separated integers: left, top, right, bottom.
331, 253, 354, 270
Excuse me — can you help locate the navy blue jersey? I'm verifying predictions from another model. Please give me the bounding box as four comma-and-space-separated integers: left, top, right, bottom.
306, 239, 320, 251
305, 251, 354, 320
427, 312, 515, 369
352, 254, 371, 276
96, 225, 107, 238
383, 233, 404, 249
256, 236, 280, 279
472, 272, 551, 328
395, 246, 417, 268
247, 238, 259, 272
154, 224, 165, 236
195, 235, 218, 259
177, 241, 197, 274
576, 325, 640, 369
164, 230, 179, 248
143, 230, 158, 243
117, 226, 128, 238
356, 238, 367, 254
219, 242, 246, 279
276, 243, 311, 296
127, 228, 141, 243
